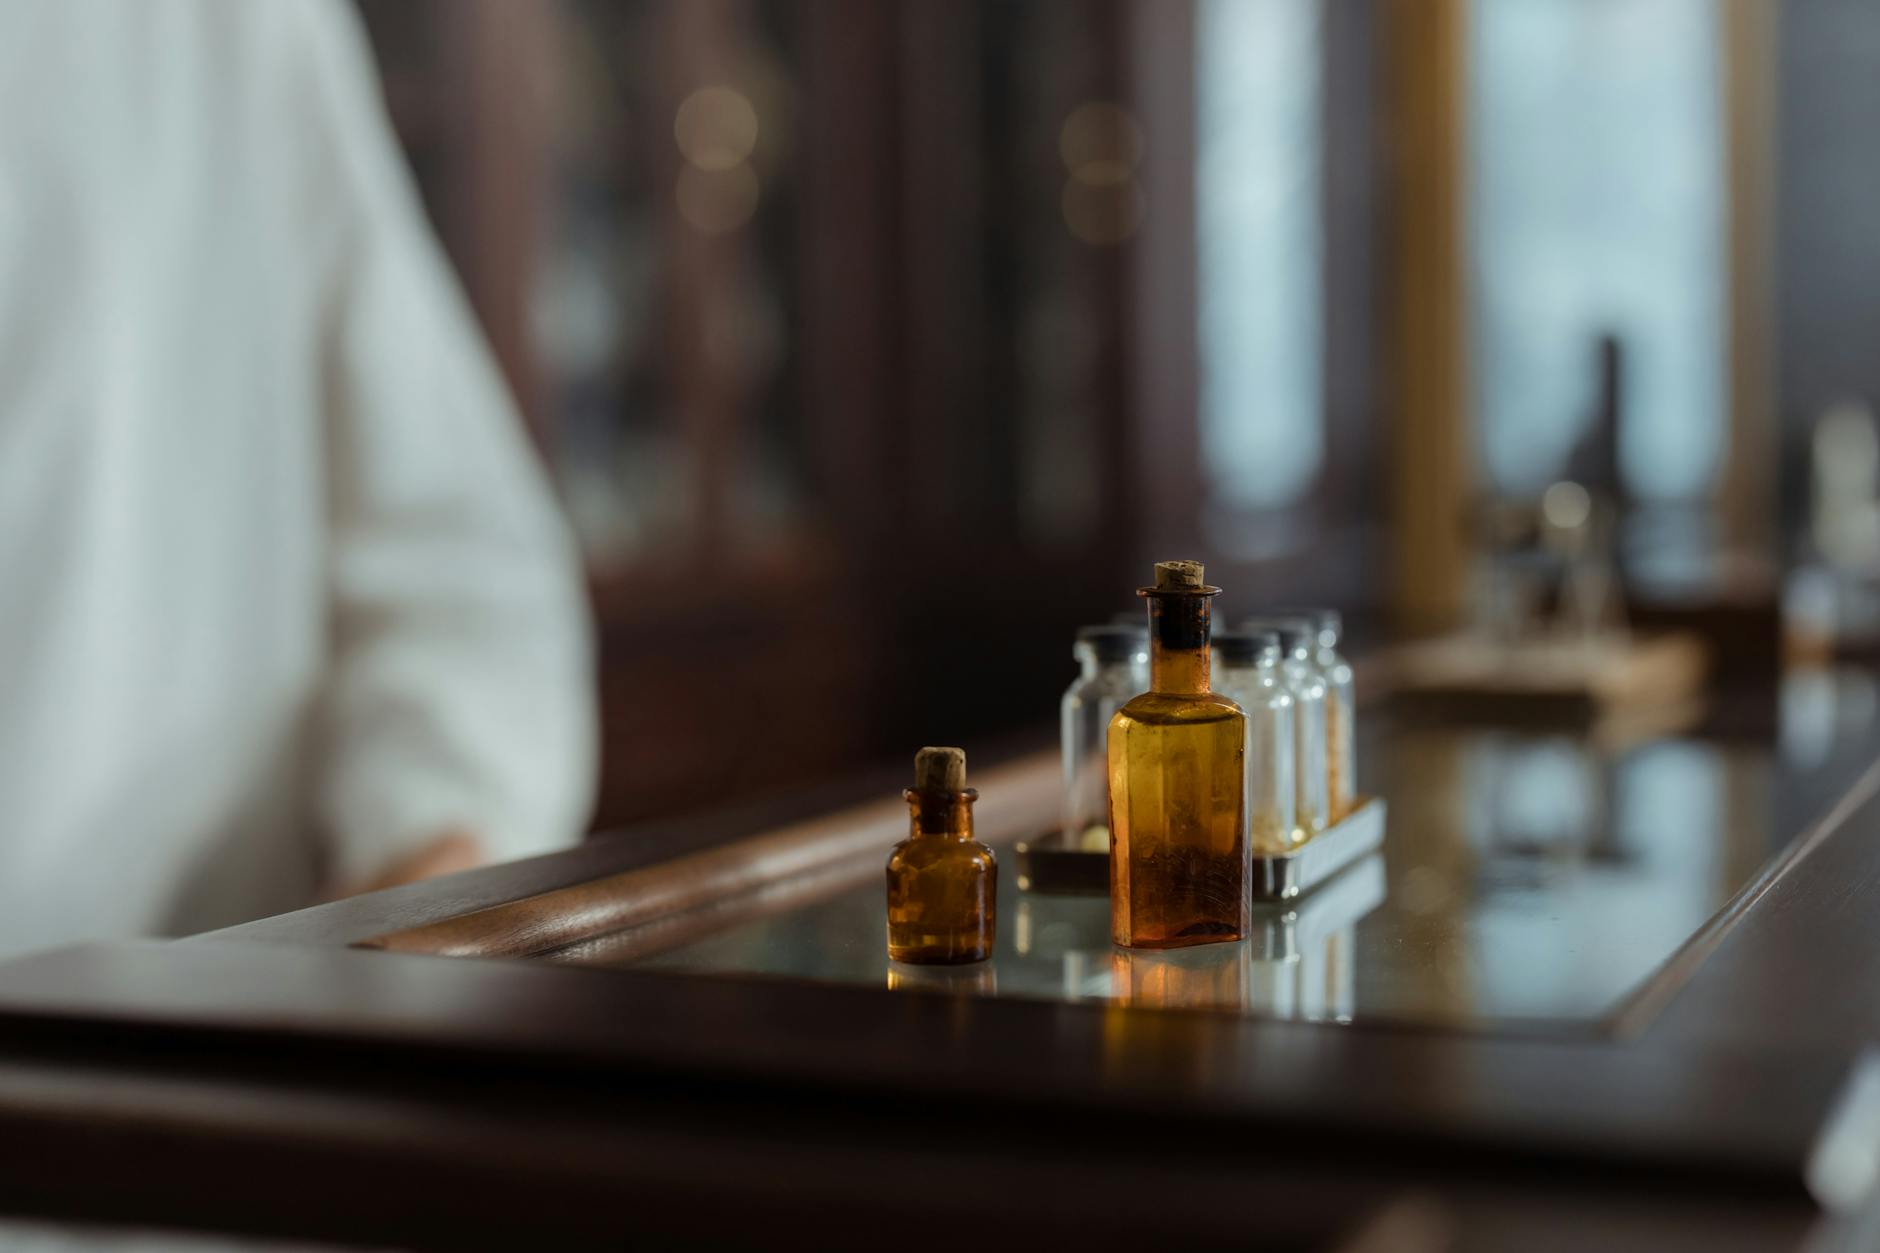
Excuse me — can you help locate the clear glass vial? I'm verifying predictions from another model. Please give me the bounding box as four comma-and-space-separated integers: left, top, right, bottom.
1244, 615, 1330, 840
1061, 624, 1149, 850
1311, 610, 1356, 820
1108, 560, 1247, 949
1212, 628, 1299, 855
886, 747, 997, 964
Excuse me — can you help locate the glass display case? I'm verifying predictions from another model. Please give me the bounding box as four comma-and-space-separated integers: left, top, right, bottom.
538, 719, 1773, 1033
0, 676, 1873, 1248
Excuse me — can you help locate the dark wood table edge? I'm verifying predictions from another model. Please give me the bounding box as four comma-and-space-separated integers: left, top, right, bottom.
1603, 751, 1880, 1038
0, 935, 1853, 1206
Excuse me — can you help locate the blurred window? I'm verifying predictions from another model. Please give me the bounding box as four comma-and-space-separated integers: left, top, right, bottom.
1195, 0, 1325, 513
1470, 0, 1725, 502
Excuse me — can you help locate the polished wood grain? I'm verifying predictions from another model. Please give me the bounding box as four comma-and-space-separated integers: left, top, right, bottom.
358, 751, 1059, 959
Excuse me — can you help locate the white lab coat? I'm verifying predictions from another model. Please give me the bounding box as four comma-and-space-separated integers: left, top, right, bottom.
0, 0, 597, 955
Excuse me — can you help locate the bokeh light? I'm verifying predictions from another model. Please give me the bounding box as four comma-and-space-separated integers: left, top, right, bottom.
674, 86, 759, 171
1061, 178, 1144, 246
1058, 101, 1143, 177
1059, 100, 1144, 246
676, 162, 760, 234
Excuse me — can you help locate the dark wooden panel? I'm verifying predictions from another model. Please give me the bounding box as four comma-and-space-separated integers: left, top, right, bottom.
0, 938, 1847, 1203
0, 1046, 1815, 1252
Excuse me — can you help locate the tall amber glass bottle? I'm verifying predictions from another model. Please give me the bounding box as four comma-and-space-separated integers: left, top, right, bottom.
1108, 561, 1248, 948
886, 747, 997, 964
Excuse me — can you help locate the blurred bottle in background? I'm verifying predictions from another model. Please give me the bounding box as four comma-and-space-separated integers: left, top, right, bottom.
1311, 611, 1357, 819
1213, 628, 1298, 854
1246, 616, 1330, 840
1060, 624, 1149, 849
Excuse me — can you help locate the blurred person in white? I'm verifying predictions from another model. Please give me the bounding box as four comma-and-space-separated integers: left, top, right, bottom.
0, 0, 597, 962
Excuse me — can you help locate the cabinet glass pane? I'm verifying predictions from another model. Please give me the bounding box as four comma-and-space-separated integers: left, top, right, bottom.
1196, 0, 1324, 513
1470, 0, 1724, 502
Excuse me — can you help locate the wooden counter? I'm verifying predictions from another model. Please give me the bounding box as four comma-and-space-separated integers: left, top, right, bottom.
0, 706, 1878, 1250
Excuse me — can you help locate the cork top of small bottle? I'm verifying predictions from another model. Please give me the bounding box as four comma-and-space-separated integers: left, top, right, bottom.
1141, 558, 1220, 596
913, 746, 967, 792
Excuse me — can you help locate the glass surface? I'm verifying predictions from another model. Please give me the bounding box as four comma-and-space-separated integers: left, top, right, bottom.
534, 0, 695, 564
556, 707, 1875, 1033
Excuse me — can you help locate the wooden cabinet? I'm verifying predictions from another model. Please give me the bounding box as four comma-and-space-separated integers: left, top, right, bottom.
346, 0, 1414, 829
351, 1, 1173, 827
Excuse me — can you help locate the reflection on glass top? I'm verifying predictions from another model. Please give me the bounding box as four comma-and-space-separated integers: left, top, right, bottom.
560, 719, 1843, 1032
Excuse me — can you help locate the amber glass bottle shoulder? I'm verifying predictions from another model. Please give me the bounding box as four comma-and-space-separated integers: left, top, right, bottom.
1114, 689, 1245, 725
887, 834, 996, 866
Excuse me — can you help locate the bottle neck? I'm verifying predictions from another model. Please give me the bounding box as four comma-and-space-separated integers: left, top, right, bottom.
1147, 594, 1212, 695
904, 789, 977, 838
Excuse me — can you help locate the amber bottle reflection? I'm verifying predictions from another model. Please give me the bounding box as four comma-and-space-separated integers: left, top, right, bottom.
887, 962, 998, 995
886, 747, 997, 963
1111, 943, 1252, 1011
1108, 561, 1247, 948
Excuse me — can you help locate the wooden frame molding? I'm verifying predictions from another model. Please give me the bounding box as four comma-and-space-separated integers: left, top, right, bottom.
359, 752, 1058, 959
1384, 0, 1472, 635
1720, 0, 1780, 559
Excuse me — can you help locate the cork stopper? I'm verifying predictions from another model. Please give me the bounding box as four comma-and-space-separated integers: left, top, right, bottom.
913, 746, 967, 792
1141, 559, 1220, 598
1155, 559, 1205, 590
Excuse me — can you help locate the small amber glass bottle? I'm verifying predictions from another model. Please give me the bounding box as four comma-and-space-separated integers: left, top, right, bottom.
886, 747, 997, 964
1108, 560, 1248, 949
